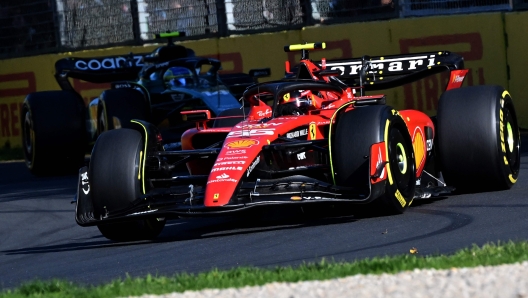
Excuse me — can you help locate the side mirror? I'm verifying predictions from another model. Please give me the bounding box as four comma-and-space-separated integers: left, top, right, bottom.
181, 110, 211, 130
181, 110, 211, 121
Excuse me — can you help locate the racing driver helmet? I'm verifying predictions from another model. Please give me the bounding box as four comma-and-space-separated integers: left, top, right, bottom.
163, 67, 194, 87
278, 90, 314, 115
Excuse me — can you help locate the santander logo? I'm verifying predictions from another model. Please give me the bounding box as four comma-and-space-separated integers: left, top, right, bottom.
216, 173, 229, 179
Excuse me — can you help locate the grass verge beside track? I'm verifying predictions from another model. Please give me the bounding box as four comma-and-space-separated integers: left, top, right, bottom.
1, 241, 528, 297
0, 146, 23, 161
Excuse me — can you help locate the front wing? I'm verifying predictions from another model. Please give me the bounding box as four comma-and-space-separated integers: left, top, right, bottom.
75, 167, 387, 227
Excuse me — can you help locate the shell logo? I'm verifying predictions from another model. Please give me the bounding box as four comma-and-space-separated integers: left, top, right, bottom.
225, 139, 259, 149
413, 131, 425, 169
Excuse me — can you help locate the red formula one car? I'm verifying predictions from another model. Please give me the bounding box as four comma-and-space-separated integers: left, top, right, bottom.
74, 43, 520, 241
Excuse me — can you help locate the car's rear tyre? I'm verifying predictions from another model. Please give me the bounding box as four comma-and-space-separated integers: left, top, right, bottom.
212, 107, 249, 128
21, 91, 87, 176
334, 105, 415, 215
437, 85, 520, 192
90, 129, 165, 241
97, 89, 148, 135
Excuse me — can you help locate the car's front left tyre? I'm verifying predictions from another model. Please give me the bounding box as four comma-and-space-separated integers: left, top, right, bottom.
90, 129, 165, 241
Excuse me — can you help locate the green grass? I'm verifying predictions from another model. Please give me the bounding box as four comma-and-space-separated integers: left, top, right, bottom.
0, 146, 23, 161
1, 241, 528, 298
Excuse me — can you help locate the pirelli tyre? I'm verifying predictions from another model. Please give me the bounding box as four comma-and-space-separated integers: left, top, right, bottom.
334, 105, 416, 215
90, 129, 165, 241
21, 91, 87, 176
437, 85, 520, 192
97, 89, 148, 135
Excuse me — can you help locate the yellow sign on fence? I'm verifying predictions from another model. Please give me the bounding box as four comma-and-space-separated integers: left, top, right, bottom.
0, 11, 525, 148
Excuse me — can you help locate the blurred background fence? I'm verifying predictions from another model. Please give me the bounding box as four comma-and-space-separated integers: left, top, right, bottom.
1, 0, 526, 59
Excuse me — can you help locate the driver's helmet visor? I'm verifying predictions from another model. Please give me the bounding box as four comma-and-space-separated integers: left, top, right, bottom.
163, 67, 194, 87
282, 90, 312, 109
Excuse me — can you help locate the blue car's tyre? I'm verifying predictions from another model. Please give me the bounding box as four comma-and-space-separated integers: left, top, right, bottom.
97, 88, 148, 136
21, 90, 87, 176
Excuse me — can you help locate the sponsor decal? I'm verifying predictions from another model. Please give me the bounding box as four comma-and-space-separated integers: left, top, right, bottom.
309, 122, 317, 140
453, 75, 464, 83
227, 129, 275, 138
204, 90, 230, 96
500, 108, 506, 153
375, 147, 386, 179
325, 55, 435, 76
213, 193, 219, 201
81, 172, 90, 195
302, 196, 333, 200
207, 173, 239, 184
283, 93, 290, 102
426, 139, 433, 151
171, 93, 185, 101
395, 189, 406, 207
235, 123, 282, 129
247, 156, 260, 177
217, 156, 249, 161
256, 109, 272, 117
129, 209, 158, 216
225, 139, 259, 149
275, 116, 299, 120
155, 61, 170, 69
412, 128, 425, 169
114, 83, 132, 89
211, 166, 243, 172
226, 149, 246, 155
322, 103, 336, 109
74, 55, 144, 70
286, 128, 307, 139
215, 161, 246, 165
208, 178, 238, 184
297, 152, 306, 160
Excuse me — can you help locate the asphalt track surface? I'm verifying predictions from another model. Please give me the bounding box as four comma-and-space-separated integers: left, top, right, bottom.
1, 144, 528, 290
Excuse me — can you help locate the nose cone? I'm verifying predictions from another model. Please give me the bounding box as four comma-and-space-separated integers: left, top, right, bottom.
204, 138, 265, 206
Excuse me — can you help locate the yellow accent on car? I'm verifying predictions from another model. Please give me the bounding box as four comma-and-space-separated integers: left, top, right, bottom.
285, 42, 326, 52
385, 119, 393, 185
509, 174, 517, 183
226, 139, 258, 148
138, 151, 143, 180
131, 120, 148, 195
309, 122, 317, 140
504, 156, 509, 165
413, 132, 425, 169
395, 189, 406, 207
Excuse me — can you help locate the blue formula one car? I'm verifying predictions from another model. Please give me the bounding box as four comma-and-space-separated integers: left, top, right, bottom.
21, 32, 269, 175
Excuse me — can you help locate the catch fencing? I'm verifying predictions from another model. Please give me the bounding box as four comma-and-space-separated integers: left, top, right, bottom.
0, 0, 526, 59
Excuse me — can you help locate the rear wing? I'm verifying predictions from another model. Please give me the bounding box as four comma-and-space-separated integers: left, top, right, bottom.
284, 43, 465, 91
319, 51, 464, 91
54, 53, 149, 91
54, 31, 190, 91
